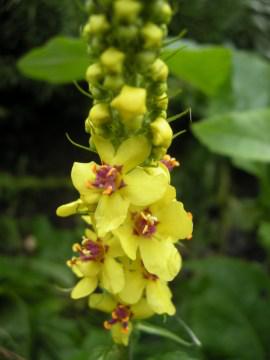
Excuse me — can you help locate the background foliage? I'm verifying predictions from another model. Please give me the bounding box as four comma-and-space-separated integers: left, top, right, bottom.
1, 0, 270, 359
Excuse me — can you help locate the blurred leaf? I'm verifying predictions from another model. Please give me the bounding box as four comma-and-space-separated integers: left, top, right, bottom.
0, 291, 30, 358
258, 221, 270, 250
232, 158, 268, 178
207, 51, 270, 115
17, 36, 90, 84
165, 43, 232, 96
192, 108, 270, 162
178, 257, 270, 360
146, 350, 202, 360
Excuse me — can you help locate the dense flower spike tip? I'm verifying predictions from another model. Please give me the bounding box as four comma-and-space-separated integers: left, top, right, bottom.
57, 0, 194, 346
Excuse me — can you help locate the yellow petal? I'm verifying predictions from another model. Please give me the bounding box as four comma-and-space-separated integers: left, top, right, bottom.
71, 277, 97, 299
95, 192, 129, 237
156, 201, 193, 242
123, 167, 168, 206
56, 199, 87, 217
92, 135, 115, 164
119, 270, 145, 304
139, 239, 181, 281
101, 257, 125, 294
76, 261, 100, 277
71, 162, 100, 204
111, 322, 132, 346
150, 185, 176, 212
113, 136, 151, 172
132, 298, 154, 319
146, 281, 175, 315
107, 236, 125, 257
89, 293, 116, 313
113, 219, 139, 260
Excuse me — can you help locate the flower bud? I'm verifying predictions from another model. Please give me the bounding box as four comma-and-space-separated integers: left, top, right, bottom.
150, 59, 169, 82
114, 0, 142, 23
115, 25, 139, 44
141, 23, 163, 48
150, 117, 173, 148
100, 47, 125, 73
87, 14, 110, 34
152, 1, 173, 24
56, 199, 87, 217
153, 93, 168, 111
103, 74, 124, 92
88, 103, 111, 126
86, 63, 103, 85
136, 50, 157, 70
111, 85, 147, 122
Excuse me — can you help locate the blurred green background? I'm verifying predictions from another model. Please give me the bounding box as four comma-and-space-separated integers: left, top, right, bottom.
1, 0, 270, 359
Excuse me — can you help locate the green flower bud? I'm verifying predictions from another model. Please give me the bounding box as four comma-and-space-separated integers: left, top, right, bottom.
86, 63, 103, 85
115, 25, 139, 44
150, 59, 169, 82
152, 1, 173, 24
114, 0, 142, 23
100, 47, 125, 73
111, 85, 147, 122
141, 23, 163, 48
150, 117, 172, 148
103, 74, 124, 92
88, 14, 110, 34
89, 85, 107, 100
88, 103, 111, 126
136, 50, 157, 70
152, 145, 167, 160
155, 93, 168, 110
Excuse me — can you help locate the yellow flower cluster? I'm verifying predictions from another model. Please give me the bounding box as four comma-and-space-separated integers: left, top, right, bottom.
57, 0, 193, 346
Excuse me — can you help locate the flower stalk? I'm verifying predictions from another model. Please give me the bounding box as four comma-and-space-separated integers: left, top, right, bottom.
57, 0, 193, 346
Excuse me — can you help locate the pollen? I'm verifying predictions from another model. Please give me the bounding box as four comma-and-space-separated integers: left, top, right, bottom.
104, 304, 133, 334
133, 210, 159, 238
161, 154, 180, 171
90, 164, 125, 195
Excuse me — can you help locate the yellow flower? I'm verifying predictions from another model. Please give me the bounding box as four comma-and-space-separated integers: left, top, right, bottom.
59, 135, 168, 236
56, 199, 91, 217
113, 186, 193, 280
119, 259, 175, 315
111, 85, 147, 123
68, 229, 124, 299
89, 293, 154, 346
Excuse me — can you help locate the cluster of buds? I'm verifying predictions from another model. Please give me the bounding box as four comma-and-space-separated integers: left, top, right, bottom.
57, 0, 193, 346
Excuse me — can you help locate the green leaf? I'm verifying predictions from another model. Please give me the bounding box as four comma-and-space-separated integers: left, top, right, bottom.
192, 108, 270, 162
207, 51, 270, 116
164, 43, 232, 96
232, 158, 268, 178
17, 36, 90, 83
146, 351, 202, 360
258, 221, 270, 250
178, 258, 270, 360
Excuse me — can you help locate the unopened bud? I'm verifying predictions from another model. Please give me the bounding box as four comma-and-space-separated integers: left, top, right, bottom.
103, 74, 124, 92
114, 0, 142, 23
150, 59, 169, 82
150, 117, 173, 148
141, 23, 163, 48
111, 85, 147, 122
100, 47, 125, 73
88, 103, 111, 126
86, 63, 103, 85
87, 14, 110, 34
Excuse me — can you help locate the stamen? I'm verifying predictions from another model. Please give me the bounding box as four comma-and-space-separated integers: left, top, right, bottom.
161, 154, 180, 172
90, 164, 125, 195
133, 209, 159, 238
103, 304, 133, 333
